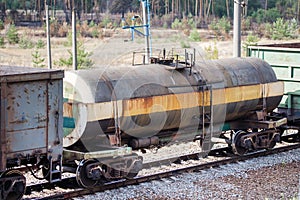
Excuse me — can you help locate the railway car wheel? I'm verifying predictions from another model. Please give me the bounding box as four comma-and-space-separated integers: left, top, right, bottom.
76, 159, 100, 188
231, 131, 248, 155
0, 170, 26, 200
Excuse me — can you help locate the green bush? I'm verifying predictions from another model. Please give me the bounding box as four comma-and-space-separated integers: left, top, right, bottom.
171, 15, 195, 30
266, 18, 298, 40
0, 36, 4, 48
91, 29, 100, 38
36, 39, 45, 49
180, 40, 190, 48
89, 20, 96, 28
64, 32, 73, 47
6, 24, 19, 44
101, 16, 115, 29
218, 16, 231, 34
187, 13, 195, 28
252, 8, 281, 23
209, 16, 231, 39
189, 29, 201, 42
19, 36, 34, 49
209, 19, 219, 33
205, 43, 219, 60
56, 42, 94, 69
0, 20, 4, 30
171, 18, 182, 29
242, 33, 260, 52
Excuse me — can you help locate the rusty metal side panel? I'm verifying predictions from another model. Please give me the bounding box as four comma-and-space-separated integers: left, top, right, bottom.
7, 129, 47, 152
6, 81, 48, 158
0, 66, 64, 83
0, 82, 7, 171
47, 79, 63, 162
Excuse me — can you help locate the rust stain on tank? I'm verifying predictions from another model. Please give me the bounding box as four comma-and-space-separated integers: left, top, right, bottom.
129, 97, 153, 109
125, 97, 154, 116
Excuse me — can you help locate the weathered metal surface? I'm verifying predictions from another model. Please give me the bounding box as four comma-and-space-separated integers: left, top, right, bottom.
230, 117, 287, 129
63, 57, 283, 147
0, 82, 7, 170
247, 43, 300, 122
0, 66, 64, 171
247, 43, 300, 105
63, 146, 132, 161
63, 82, 283, 122
47, 79, 64, 158
0, 65, 63, 82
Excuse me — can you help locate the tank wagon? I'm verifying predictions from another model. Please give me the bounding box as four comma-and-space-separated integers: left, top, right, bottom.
0, 66, 64, 200
0, 50, 289, 198
63, 49, 286, 172
247, 43, 300, 128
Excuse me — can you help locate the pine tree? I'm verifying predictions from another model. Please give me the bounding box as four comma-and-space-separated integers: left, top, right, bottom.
32, 49, 46, 68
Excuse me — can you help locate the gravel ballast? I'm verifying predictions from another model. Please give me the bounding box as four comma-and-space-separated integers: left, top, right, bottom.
73, 148, 300, 200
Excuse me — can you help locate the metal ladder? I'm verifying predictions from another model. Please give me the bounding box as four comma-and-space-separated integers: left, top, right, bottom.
200, 85, 214, 154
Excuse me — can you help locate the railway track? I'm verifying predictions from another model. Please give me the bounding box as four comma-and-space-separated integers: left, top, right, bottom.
24, 142, 300, 200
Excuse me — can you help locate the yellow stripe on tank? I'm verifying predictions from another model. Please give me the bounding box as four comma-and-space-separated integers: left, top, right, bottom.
63, 81, 284, 122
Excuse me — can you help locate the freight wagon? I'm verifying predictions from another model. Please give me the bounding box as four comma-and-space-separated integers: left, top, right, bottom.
0, 66, 64, 200
247, 43, 300, 126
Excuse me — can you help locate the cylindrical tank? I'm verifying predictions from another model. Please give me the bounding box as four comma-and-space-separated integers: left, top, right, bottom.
63, 57, 283, 147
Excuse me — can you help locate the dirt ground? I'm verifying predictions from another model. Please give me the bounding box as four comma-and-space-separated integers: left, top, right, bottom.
0, 28, 299, 69
0, 28, 268, 68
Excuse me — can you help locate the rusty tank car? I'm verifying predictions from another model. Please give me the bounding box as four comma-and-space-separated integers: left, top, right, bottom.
0, 49, 289, 198
63, 49, 286, 162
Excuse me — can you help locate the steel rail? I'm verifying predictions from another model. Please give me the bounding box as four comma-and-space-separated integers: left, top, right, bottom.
25, 142, 300, 200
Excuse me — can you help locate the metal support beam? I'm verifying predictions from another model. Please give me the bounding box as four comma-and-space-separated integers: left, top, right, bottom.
122, 0, 152, 64
142, 0, 150, 64
233, 0, 241, 57
46, 5, 52, 69
72, 8, 77, 70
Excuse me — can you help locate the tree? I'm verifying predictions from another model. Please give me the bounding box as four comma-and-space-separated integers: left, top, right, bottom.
32, 49, 46, 68
110, 0, 139, 18
6, 24, 19, 44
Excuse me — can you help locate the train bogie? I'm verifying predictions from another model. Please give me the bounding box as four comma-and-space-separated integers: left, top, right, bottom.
63, 146, 143, 187
0, 66, 64, 199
